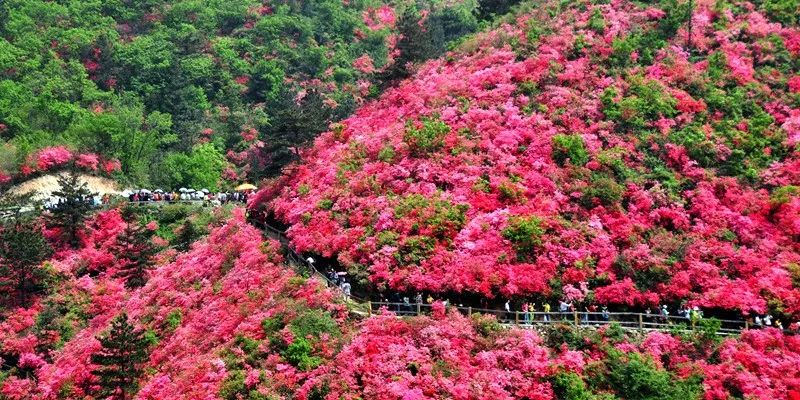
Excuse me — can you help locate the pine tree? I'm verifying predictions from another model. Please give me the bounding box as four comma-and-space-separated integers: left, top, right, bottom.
47, 169, 97, 248
91, 313, 149, 400
0, 219, 53, 305
113, 222, 157, 289
174, 219, 199, 252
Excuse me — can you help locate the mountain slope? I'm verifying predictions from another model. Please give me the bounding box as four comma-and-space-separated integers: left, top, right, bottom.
265, 0, 800, 319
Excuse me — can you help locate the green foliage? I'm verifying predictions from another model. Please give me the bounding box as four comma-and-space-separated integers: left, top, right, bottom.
761, 0, 799, 25
581, 172, 625, 208
403, 116, 451, 156
0, 0, 483, 184
91, 313, 150, 400
478, 0, 523, 19
288, 309, 340, 341
551, 372, 596, 400
219, 369, 270, 400
65, 93, 175, 182
588, 350, 703, 400
771, 185, 800, 205
694, 317, 723, 345
282, 337, 323, 371
261, 315, 286, 337
47, 169, 98, 248
395, 235, 437, 265
602, 79, 677, 132
318, 199, 334, 210
502, 215, 545, 258
161, 143, 226, 190
0, 218, 53, 303
164, 309, 182, 332
381, 1, 480, 81
113, 222, 159, 289
34, 289, 91, 348
552, 134, 589, 167
174, 219, 201, 252
394, 194, 469, 238
377, 145, 396, 162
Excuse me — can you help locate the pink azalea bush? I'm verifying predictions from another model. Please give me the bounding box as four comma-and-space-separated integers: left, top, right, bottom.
262, 0, 800, 320
0, 207, 798, 399
33, 146, 73, 170
0, 146, 121, 186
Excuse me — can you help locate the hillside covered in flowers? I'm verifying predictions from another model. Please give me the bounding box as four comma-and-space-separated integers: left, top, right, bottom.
264, 0, 800, 323
4, 0, 800, 398
2, 204, 799, 399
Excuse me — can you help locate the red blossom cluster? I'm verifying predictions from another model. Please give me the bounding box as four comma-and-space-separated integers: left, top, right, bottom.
0, 209, 346, 398
1, 146, 121, 185
262, 0, 800, 320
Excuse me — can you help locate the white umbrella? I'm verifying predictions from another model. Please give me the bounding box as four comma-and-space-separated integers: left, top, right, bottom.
121, 190, 133, 197
154, 189, 164, 193
201, 188, 209, 193
139, 189, 151, 194
179, 188, 188, 193
337, 271, 348, 276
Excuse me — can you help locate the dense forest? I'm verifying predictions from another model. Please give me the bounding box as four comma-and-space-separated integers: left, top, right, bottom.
0, 0, 512, 189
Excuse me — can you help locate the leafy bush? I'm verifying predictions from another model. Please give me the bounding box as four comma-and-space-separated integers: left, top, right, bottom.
502, 215, 545, 258
403, 116, 451, 155
551, 372, 595, 400
762, 0, 800, 25
289, 310, 340, 341
552, 134, 589, 167
581, 173, 625, 208
282, 337, 323, 371
590, 350, 703, 400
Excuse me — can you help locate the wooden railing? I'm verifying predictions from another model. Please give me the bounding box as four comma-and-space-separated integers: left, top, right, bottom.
3, 201, 789, 336
257, 221, 367, 304
366, 302, 755, 334
257, 222, 768, 335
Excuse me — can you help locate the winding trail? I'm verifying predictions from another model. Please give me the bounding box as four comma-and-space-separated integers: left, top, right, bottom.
255, 220, 762, 336
1, 198, 777, 335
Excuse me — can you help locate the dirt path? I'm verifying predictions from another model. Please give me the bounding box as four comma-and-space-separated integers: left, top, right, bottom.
2, 173, 122, 200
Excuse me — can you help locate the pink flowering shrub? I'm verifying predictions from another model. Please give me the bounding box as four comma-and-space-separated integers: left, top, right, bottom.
298, 310, 562, 399
32, 146, 73, 170
0, 147, 121, 187
261, 0, 800, 319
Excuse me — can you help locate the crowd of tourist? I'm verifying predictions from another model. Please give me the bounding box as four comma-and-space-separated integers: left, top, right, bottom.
352, 288, 792, 331
124, 188, 250, 205
42, 188, 251, 211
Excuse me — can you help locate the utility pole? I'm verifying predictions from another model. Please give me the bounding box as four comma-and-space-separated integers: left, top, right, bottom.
686, 0, 694, 52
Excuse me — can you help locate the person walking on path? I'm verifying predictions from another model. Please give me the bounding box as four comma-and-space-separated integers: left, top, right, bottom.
522, 303, 530, 325
543, 303, 551, 322
340, 279, 351, 301
559, 300, 571, 320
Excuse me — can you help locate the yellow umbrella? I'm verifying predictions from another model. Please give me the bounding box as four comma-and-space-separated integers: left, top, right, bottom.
235, 183, 258, 191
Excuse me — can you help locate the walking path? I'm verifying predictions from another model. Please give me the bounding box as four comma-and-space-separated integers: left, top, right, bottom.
256, 222, 772, 336
3, 199, 788, 335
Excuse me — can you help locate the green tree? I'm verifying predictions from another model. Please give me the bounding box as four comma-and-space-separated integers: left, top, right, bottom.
174, 219, 199, 252
0, 218, 53, 305
91, 313, 149, 400
65, 94, 175, 183
113, 222, 158, 289
47, 169, 97, 248
161, 143, 226, 190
